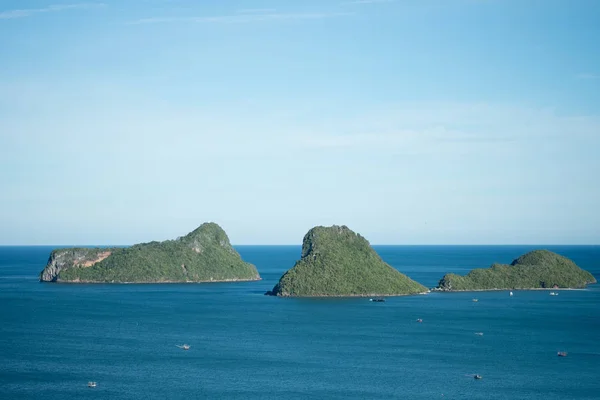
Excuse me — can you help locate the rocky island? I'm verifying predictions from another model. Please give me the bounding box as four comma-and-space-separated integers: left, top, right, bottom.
39, 223, 260, 283
435, 249, 596, 291
267, 225, 427, 297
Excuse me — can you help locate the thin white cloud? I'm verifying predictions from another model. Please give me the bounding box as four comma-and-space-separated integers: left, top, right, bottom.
576, 73, 598, 80
0, 3, 105, 20
344, 0, 395, 4
129, 12, 353, 25
3, 81, 598, 160
236, 8, 277, 14
291, 103, 600, 156
294, 130, 512, 154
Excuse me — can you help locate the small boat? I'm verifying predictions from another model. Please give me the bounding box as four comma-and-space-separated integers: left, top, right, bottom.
557, 351, 568, 357
176, 344, 190, 350
550, 292, 558, 296
474, 375, 482, 380
87, 382, 97, 388
369, 298, 385, 302
416, 318, 423, 323
474, 332, 484, 336
472, 298, 478, 302
509, 291, 513, 296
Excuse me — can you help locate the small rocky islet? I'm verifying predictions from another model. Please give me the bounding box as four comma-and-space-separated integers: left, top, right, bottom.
266, 225, 428, 297
434, 249, 596, 291
39, 222, 260, 283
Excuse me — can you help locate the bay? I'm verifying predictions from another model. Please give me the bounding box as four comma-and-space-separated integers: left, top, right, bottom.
1, 245, 599, 399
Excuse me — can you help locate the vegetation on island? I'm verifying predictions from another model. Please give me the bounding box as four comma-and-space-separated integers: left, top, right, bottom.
436, 250, 596, 291
40, 223, 260, 283
268, 225, 427, 297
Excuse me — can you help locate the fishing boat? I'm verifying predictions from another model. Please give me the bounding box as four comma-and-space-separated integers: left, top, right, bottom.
87, 382, 97, 388
474, 375, 482, 380
176, 344, 190, 350
557, 351, 568, 357
369, 298, 385, 302
416, 318, 423, 323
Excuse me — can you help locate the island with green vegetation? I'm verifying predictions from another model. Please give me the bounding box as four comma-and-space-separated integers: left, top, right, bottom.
267, 225, 427, 297
39, 223, 260, 283
435, 249, 596, 291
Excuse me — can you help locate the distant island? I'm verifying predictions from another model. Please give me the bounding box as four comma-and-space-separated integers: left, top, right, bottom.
266, 225, 427, 297
39, 223, 260, 283
434, 250, 596, 291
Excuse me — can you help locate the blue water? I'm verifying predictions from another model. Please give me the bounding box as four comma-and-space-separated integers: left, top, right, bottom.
1, 245, 599, 399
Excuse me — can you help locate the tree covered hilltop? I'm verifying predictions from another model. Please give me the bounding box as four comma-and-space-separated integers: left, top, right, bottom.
39, 223, 260, 283
435, 250, 596, 291
267, 225, 427, 297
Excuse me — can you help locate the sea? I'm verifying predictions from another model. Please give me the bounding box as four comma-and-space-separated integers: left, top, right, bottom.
1, 245, 599, 400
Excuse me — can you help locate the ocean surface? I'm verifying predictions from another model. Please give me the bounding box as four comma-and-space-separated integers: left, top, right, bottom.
1, 245, 599, 400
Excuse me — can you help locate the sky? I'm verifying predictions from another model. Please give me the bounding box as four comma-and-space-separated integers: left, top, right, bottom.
0, 0, 599, 245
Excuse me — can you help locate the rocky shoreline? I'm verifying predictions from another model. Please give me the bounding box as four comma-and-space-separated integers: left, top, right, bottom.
56, 277, 263, 284
430, 287, 589, 293
265, 290, 431, 297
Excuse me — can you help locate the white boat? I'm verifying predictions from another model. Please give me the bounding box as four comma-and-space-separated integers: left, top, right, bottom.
550, 292, 558, 296
88, 382, 97, 388
176, 344, 190, 350
474, 332, 484, 336
509, 291, 513, 296
472, 298, 478, 302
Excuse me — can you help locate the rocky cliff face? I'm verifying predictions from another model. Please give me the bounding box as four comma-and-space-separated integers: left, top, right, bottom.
40, 248, 114, 282
180, 222, 237, 255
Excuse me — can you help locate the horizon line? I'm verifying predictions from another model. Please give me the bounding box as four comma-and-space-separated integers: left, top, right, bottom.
2, 243, 599, 247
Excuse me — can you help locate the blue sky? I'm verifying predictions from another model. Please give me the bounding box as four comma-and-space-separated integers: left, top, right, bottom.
0, 0, 599, 245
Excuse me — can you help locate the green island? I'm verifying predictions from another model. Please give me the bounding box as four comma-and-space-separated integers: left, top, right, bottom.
435, 249, 596, 291
267, 225, 427, 297
39, 223, 260, 283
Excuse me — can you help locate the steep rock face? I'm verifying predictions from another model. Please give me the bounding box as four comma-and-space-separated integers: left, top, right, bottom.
39, 223, 260, 283
180, 223, 238, 255
40, 248, 114, 282
435, 250, 596, 291
268, 225, 427, 297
